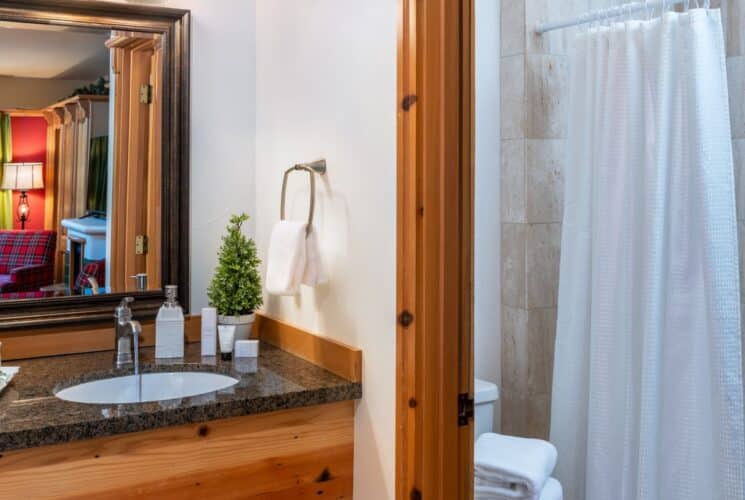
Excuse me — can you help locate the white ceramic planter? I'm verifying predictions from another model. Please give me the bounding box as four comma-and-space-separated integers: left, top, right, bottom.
217, 313, 255, 341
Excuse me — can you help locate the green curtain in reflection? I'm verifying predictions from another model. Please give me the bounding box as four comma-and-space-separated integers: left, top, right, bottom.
0, 114, 12, 230
86, 136, 108, 214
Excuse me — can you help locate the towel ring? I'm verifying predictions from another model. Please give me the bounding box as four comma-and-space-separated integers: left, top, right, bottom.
280, 159, 327, 237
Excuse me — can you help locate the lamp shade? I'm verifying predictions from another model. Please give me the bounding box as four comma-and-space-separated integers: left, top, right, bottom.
0, 162, 44, 191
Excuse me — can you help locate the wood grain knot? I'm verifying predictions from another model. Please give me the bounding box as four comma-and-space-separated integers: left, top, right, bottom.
197, 425, 209, 437
315, 467, 332, 483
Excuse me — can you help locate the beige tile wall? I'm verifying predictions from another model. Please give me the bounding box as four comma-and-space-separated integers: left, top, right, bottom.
500, 0, 582, 439
499, 0, 744, 439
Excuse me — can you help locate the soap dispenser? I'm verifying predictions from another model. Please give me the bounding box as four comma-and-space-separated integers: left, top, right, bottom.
155, 285, 184, 358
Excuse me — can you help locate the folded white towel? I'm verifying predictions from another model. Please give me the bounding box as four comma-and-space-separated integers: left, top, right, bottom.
473, 482, 524, 500
474, 477, 562, 500
474, 433, 558, 500
266, 221, 307, 295
302, 225, 326, 286
538, 478, 562, 500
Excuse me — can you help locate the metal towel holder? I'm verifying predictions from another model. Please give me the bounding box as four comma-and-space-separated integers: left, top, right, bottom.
280, 159, 327, 237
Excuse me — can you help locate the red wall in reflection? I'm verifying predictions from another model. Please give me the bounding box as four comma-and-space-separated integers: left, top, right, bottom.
10, 116, 47, 231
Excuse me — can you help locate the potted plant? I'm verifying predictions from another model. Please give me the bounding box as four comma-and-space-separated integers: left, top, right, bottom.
208, 213, 263, 340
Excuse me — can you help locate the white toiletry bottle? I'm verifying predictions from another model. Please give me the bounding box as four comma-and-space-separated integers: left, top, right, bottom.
155, 285, 184, 358
201, 307, 217, 356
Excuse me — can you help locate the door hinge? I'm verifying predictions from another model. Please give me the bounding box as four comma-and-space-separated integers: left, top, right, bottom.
398, 310, 414, 328
410, 487, 422, 500
135, 234, 149, 255
401, 94, 417, 111
140, 84, 153, 104
458, 392, 474, 427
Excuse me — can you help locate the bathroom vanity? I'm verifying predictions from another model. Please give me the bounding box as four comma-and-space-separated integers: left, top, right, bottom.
0, 339, 361, 499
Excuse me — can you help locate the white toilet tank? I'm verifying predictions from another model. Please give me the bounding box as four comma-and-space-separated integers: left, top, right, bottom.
474, 378, 499, 440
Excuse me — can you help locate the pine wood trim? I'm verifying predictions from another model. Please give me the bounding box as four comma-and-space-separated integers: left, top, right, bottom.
396, 0, 475, 498
147, 43, 164, 289
0, 400, 354, 499
0, 316, 201, 361
123, 43, 153, 286
45, 94, 108, 111
396, 1, 419, 497
109, 39, 131, 292
43, 110, 58, 231
458, 3, 476, 499
105, 30, 161, 50
108, 35, 163, 292
1, 109, 46, 117
253, 313, 362, 383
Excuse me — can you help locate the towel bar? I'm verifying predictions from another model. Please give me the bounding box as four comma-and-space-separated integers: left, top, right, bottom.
280, 159, 327, 237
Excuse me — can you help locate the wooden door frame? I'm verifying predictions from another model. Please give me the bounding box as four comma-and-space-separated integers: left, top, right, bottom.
396, 0, 475, 499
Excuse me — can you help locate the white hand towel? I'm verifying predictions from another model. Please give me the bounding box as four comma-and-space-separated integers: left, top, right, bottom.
474, 477, 562, 500
266, 221, 307, 296
474, 433, 557, 500
302, 225, 326, 287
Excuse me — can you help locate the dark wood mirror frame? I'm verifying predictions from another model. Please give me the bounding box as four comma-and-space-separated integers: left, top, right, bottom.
0, 0, 189, 330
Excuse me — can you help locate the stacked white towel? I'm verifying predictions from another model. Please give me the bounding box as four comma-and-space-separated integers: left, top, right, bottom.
266, 221, 326, 296
474, 433, 562, 500
475, 478, 562, 500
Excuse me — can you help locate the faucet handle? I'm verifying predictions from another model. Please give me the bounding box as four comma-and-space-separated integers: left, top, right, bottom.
129, 273, 148, 291
115, 296, 135, 321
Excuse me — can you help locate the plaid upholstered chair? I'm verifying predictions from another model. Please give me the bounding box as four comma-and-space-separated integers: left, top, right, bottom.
73, 259, 105, 294
0, 230, 56, 293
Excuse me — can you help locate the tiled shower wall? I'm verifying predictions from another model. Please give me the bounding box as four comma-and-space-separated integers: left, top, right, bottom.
499, 0, 577, 439
500, 0, 745, 439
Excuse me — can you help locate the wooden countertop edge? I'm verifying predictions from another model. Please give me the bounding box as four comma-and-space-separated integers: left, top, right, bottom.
253, 312, 362, 383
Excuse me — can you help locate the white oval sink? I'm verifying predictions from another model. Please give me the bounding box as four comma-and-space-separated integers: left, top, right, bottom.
55, 372, 239, 404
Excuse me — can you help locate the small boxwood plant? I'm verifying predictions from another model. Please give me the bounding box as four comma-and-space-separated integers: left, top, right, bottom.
207, 213, 263, 316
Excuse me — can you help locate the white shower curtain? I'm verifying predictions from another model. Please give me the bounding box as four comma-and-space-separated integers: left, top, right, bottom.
551, 9, 744, 500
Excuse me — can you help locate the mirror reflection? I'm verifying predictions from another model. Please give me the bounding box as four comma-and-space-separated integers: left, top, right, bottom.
0, 22, 163, 300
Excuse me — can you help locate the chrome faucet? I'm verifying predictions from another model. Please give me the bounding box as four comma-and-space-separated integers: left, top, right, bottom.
114, 297, 142, 375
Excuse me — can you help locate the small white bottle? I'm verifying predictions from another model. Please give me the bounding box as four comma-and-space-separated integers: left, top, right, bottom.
156, 285, 184, 358
201, 307, 217, 356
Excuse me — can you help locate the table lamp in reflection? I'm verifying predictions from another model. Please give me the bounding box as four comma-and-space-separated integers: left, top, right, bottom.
1, 162, 44, 230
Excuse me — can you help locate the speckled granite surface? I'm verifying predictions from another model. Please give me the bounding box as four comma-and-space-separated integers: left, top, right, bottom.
0, 342, 361, 452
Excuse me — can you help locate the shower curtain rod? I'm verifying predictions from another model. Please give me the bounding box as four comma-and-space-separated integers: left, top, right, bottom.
535, 0, 693, 34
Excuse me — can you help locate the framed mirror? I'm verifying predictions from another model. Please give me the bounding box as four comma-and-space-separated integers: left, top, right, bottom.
0, 1, 189, 329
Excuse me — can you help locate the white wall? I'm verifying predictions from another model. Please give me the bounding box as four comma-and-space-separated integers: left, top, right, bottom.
0, 76, 90, 109
104, 2, 396, 498
475, 0, 501, 430
254, 2, 397, 499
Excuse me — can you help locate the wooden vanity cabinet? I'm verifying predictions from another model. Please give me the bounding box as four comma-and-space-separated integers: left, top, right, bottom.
0, 401, 354, 499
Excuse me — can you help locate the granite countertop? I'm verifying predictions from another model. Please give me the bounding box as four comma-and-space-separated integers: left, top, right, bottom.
0, 342, 362, 453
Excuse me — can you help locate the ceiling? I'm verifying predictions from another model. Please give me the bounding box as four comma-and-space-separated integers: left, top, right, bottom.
0, 22, 110, 80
